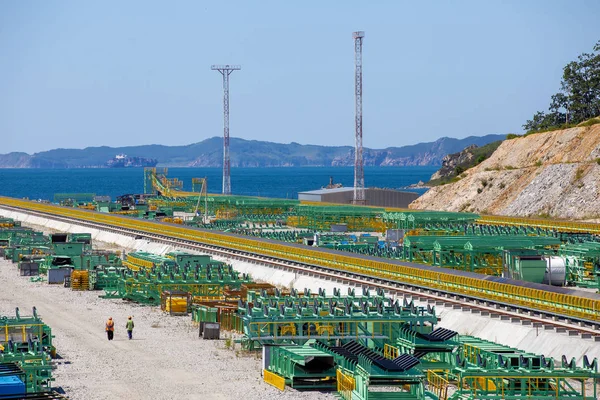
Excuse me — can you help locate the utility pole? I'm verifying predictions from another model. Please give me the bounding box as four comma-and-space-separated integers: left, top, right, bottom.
211, 64, 241, 195
352, 32, 365, 205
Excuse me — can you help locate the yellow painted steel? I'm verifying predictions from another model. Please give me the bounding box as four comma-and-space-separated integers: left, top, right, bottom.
279, 323, 297, 336
336, 368, 355, 400
383, 343, 400, 360
462, 343, 480, 364
427, 370, 449, 400
473, 376, 497, 391
0, 197, 598, 322
247, 320, 395, 341
458, 375, 591, 399
165, 298, 187, 314
263, 369, 286, 391
122, 261, 140, 271
146, 168, 201, 198
1, 324, 45, 343
125, 255, 154, 269
315, 323, 334, 335
479, 214, 600, 234
71, 270, 89, 290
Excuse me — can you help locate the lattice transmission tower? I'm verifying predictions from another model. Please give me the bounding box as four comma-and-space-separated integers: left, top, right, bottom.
211, 64, 241, 195
352, 31, 365, 204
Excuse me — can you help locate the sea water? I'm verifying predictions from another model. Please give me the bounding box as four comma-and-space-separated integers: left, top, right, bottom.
0, 166, 437, 201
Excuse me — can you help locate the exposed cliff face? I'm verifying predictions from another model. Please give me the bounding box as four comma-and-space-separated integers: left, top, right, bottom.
430, 145, 477, 181
0, 153, 32, 168
330, 149, 444, 167
410, 124, 600, 219
0, 153, 69, 168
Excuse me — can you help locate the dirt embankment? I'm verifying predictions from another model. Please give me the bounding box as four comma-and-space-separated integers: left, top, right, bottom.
410, 124, 600, 219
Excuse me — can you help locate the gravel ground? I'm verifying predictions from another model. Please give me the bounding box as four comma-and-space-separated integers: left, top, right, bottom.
0, 259, 335, 400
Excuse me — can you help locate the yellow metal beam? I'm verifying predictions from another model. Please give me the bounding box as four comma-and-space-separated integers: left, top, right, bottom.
263, 370, 286, 391
478, 214, 600, 234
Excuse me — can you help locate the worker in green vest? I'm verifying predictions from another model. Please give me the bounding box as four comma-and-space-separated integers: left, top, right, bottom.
126, 316, 134, 340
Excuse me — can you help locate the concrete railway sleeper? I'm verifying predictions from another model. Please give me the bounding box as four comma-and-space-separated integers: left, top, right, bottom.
0, 197, 599, 327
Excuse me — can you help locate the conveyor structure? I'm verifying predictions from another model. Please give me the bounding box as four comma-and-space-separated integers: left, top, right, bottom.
402, 235, 561, 278
96, 251, 251, 305
232, 287, 437, 350
263, 344, 337, 390
0, 308, 53, 354
0, 198, 598, 324
558, 242, 600, 289
266, 341, 426, 399
262, 329, 599, 399
449, 335, 599, 399
0, 308, 55, 394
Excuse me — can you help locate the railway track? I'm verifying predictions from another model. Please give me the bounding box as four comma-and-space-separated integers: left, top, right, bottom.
2, 204, 600, 341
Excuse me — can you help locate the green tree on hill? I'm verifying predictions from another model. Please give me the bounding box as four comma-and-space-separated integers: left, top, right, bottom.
524, 40, 600, 132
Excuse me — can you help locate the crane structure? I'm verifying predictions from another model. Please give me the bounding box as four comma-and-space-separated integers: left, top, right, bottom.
352, 32, 365, 205
211, 64, 241, 195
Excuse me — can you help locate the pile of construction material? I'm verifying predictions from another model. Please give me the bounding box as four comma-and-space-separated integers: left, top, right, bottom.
191, 285, 600, 399
0, 216, 122, 289
0, 307, 66, 398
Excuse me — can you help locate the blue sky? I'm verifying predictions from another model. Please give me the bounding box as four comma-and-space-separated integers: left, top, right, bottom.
1, 0, 599, 153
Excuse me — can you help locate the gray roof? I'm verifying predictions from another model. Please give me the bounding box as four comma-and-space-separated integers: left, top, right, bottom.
299, 187, 421, 196
298, 187, 355, 195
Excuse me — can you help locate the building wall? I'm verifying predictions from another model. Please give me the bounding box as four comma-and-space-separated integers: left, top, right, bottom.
320, 191, 355, 204
297, 193, 325, 202
301, 189, 420, 208
365, 189, 419, 208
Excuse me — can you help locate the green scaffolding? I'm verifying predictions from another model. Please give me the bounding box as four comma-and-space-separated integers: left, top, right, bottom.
290, 205, 385, 231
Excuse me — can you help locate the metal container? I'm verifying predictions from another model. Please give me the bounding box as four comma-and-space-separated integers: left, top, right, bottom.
330, 224, 348, 232
386, 229, 404, 242
543, 256, 566, 286
203, 322, 220, 340
19, 262, 39, 276
161, 290, 190, 316
48, 267, 74, 284
0, 376, 26, 396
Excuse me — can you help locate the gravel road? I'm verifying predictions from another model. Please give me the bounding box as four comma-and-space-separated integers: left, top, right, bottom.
0, 259, 335, 400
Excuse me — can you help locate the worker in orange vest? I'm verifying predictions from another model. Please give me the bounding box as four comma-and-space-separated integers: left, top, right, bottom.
105, 317, 115, 341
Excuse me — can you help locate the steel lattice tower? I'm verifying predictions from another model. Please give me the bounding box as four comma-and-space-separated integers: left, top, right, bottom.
211, 64, 241, 195
352, 31, 365, 204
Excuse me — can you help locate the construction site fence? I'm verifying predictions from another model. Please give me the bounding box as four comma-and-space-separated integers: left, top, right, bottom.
0, 197, 598, 323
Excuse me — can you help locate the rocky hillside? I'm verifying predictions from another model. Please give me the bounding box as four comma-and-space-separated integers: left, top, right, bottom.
410, 123, 600, 220
429, 140, 503, 183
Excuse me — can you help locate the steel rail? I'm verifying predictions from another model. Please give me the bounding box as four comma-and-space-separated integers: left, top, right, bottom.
1, 204, 599, 340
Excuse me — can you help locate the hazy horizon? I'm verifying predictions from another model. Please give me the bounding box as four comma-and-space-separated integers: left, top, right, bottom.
0, 133, 508, 156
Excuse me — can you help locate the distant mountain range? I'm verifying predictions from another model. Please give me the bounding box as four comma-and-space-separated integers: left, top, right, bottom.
0, 135, 506, 168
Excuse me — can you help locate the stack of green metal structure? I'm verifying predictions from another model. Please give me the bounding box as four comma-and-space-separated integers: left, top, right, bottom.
231, 287, 438, 350
97, 251, 252, 305
0, 307, 55, 394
